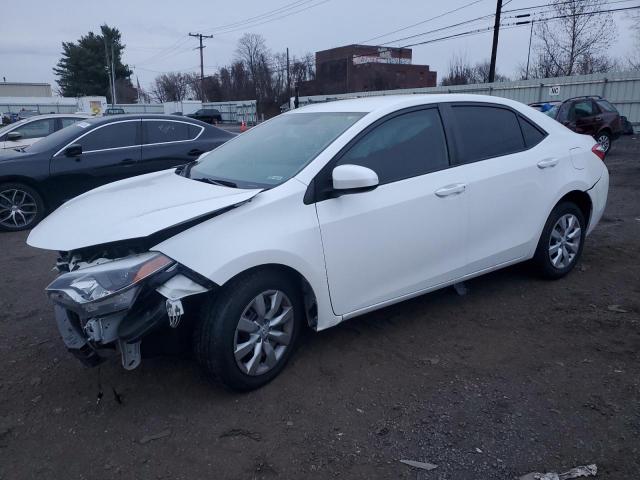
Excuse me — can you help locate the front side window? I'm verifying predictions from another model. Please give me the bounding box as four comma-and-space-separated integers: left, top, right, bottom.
337, 108, 449, 184
190, 112, 364, 188
451, 106, 524, 163
144, 121, 198, 144
80, 121, 140, 152
12, 118, 55, 139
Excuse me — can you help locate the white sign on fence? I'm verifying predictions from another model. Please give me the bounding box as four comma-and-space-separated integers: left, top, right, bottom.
549, 86, 561, 96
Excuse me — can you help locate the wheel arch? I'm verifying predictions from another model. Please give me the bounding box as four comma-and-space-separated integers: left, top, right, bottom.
220, 263, 320, 330
557, 189, 592, 228
0, 176, 48, 209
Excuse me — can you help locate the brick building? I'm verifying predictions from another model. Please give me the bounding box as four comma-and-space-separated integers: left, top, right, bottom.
302, 44, 437, 95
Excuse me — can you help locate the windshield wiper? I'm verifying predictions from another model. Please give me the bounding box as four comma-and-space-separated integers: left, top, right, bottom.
194, 177, 238, 188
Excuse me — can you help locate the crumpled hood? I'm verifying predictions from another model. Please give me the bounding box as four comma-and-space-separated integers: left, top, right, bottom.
27, 169, 261, 251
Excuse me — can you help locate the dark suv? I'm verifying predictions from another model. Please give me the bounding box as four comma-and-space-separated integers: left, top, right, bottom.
187, 108, 222, 124
542, 96, 622, 154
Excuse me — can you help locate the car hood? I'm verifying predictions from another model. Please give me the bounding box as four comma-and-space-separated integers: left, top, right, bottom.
27, 169, 262, 251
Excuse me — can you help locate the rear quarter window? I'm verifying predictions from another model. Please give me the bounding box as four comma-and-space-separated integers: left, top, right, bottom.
518, 116, 547, 148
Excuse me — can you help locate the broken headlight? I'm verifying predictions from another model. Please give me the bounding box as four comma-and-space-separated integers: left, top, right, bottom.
46, 252, 174, 314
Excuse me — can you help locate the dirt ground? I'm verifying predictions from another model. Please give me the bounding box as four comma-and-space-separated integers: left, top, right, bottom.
1, 137, 638, 480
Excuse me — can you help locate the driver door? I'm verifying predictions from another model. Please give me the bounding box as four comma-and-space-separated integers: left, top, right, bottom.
314, 107, 469, 316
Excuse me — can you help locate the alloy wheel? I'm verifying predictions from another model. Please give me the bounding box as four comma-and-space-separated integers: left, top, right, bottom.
233, 290, 294, 376
597, 134, 610, 153
548, 213, 581, 269
0, 188, 38, 229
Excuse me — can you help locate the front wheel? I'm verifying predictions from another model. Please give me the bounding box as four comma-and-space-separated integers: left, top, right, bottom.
193, 270, 302, 391
0, 182, 45, 232
532, 202, 586, 279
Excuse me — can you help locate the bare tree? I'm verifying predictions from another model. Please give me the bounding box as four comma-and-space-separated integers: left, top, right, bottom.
441, 54, 475, 86
235, 33, 271, 101
628, 12, 640, 69
441, 55, 508, 85
531, 0, 618, 77
151, 72, 190, 102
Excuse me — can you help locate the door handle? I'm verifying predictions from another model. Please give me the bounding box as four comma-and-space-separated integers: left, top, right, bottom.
120, 158, 136, 166
188, 149, 205, 156
435, 183, 466, 197
537, 158, 559, 169
595, 116, 602, 121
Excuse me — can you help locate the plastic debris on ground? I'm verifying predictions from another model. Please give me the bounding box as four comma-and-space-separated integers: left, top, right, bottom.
519, 464, 597, 480
400, 459, 438, 471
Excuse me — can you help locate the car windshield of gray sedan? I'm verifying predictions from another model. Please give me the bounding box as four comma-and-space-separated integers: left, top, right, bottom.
188, 112, 365, 188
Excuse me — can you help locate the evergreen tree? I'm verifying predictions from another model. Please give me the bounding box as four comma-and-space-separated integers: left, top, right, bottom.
53, 25, 133, 102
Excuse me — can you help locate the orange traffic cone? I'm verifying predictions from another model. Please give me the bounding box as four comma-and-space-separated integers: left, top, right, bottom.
240, 120, 247, 132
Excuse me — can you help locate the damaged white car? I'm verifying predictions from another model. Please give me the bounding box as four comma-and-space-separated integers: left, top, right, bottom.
28, 95, 609, 391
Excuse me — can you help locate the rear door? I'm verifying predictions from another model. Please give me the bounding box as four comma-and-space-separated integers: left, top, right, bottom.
315, 106, 469, 316
49, 119, 142, 201
444, 103, 562, 273
139, 119, 206, 174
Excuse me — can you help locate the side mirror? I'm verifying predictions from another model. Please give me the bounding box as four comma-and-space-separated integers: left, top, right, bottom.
332, 164, 379, 193
64, 144, 82, 157
7, 131, 22, 141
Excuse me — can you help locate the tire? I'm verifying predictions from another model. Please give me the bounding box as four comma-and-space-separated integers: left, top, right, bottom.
193, 270, 303, 391
532, 201, 586, 279
0, 182, 45, 232
595, 131, 612, 154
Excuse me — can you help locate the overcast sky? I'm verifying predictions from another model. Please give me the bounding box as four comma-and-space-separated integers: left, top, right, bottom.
1, 0, 638, 94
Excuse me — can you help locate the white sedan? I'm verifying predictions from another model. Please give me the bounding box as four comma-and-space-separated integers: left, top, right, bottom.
0, 113, 90, 150
28, 94, 608, 391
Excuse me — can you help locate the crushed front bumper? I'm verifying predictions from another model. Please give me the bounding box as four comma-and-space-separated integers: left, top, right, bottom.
50, 269, 212, 370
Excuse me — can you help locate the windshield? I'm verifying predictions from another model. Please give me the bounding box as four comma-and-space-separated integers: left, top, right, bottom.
189, 112, 365, 188
544, 105, 559, 118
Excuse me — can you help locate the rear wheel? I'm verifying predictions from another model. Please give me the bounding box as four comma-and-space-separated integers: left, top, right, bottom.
0, 182, 45, 232
532, 202, 585, 279
193, 270, 302, 391
596, 131, 612, 154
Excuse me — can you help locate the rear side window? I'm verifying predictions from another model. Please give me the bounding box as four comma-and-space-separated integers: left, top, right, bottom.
337, 108, 449, 184
596, 100, 618, 113
451, 106, 524, 163
80, 121, 140, 151
61, 117, 83, 128
144, 121, 199, 144
518, 116, 546, 148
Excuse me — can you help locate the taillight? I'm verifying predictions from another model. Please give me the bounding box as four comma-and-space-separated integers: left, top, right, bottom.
591, 143, 606, 161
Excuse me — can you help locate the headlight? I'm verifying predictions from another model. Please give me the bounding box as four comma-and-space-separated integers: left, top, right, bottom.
46, 252, 174, 309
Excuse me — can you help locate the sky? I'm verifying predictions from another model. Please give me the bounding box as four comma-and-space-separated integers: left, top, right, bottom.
1, 0, 638, 95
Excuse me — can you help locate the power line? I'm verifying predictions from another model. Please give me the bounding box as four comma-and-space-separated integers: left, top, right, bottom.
203, 0, 331, 35
189, 33, 214, 101
202, 0, 316, 33
358, 0, 486, 44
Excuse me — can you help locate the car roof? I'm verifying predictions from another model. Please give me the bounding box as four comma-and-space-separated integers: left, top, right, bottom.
288, 94, 534, 114
83, 113, 206, 126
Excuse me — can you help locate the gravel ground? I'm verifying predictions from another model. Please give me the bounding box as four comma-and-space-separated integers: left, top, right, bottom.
0, 136, 638, 480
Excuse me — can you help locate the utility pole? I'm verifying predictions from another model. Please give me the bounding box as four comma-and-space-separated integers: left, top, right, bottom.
189, 32, 214, 102
111, 42, 117, 106
286, 47, 291, 108
103, 37, 114, 105
488, 0, 503, 83
525, 20, 534, 80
